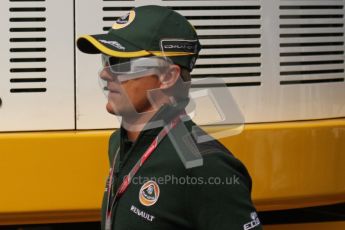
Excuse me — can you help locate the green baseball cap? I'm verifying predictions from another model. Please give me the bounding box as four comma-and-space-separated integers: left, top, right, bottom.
77, 5, 201, 71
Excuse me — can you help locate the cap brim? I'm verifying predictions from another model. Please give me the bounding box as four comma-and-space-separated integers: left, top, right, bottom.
77, 34, 151, 58
77, 34, 197, 59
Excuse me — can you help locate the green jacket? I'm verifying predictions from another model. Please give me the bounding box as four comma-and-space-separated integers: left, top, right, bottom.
101, 104, 262, 230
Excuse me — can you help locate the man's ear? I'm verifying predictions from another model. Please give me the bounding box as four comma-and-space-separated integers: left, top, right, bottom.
159, 65, 181, 89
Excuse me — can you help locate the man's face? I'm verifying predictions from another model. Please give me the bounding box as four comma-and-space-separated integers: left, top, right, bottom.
99, 66, 161, 116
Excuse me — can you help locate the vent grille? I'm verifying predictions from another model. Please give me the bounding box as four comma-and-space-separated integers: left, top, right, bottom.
9, 0, 47, 93
102, 0, 262, 87
279, 0, 345, 85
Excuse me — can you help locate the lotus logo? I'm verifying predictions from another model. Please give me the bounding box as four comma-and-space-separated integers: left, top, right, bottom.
139, 181, 160, 206
112, 10, 136, 30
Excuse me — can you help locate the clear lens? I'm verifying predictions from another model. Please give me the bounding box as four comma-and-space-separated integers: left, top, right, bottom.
102, 55, 171, 73
101, 55, 131, 73
99, 55, 173, 97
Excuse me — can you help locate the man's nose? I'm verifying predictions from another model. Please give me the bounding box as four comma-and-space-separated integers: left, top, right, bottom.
99, 68, 113, 81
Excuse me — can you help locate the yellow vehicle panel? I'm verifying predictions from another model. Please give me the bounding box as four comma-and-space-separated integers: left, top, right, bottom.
0, 118, 344, 225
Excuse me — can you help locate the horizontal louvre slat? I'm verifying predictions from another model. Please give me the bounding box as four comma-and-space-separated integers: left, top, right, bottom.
280, 45, 343, 52
9, 12, 47, 18
280, 69, 344, 76
9, 22, 46, 27
280, 31, 344, 39
279, 18, 344, 24
280, 55, 345, 62
279, 0, 343, 6
191, 77, 261, 84
9, 1, 45, 5
281, 60, 343, 67
197, 29, 261, 35
9, 7, 46, 12
10, 38, 46, 43
200, 48, 261, 55
174, 10, 260, 16
102, 0, 259, 7
280, 6, 343, 10
9, 82, 47, 88
280, 42, 343, 48
9, 48, 47, 53
192, 67, 261, 75
201, 38, 262, 45
202, 44, 260, 49
280, 51, 344, 57
10, 78, 46, 83
197, 57, 261, 65
189, 19, 261, 26
280, 27, 345, 34
9, 61, 47, 68
161, 1, 260, 7
10, 68, 46, 73
191, 82, 261, 87
280, 78, 344, 85
280, 73, 345, 80
10, 88, 47, 93
279, 36, 344, 43
10, 57, 46, 62
280, 14, 344, 19
169, 6, 260, 10
10, 47, 47, 54
10, 0, 45, 2
9, 17, 46, 22
280, 24, 343, 29
195, 63, 260, 69
280, 64, 344, 72
279, 9, 344, 15
10, 27, 46, 32
9, 33, 47, 38
9, 71, 46, 77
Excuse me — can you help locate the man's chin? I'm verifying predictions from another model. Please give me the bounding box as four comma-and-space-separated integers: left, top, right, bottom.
105, 103, 131, 117
105, 102, 156, 117
106, 103, 118, 115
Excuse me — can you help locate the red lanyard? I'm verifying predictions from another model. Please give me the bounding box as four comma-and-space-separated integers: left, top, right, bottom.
105, 113, 183, 230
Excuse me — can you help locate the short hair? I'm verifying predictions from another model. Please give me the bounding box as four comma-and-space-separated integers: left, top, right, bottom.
170, 66, 191, 102
180, 68, 191, 82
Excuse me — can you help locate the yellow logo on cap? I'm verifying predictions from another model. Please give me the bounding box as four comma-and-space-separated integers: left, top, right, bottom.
139, 181, 160, 206
112, 10, 136, 30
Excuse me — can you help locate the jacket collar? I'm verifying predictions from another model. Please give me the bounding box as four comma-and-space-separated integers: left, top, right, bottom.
118, 101, 189, 161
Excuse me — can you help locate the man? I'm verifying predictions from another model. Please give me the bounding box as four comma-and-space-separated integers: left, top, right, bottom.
77, 5, 262, 230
